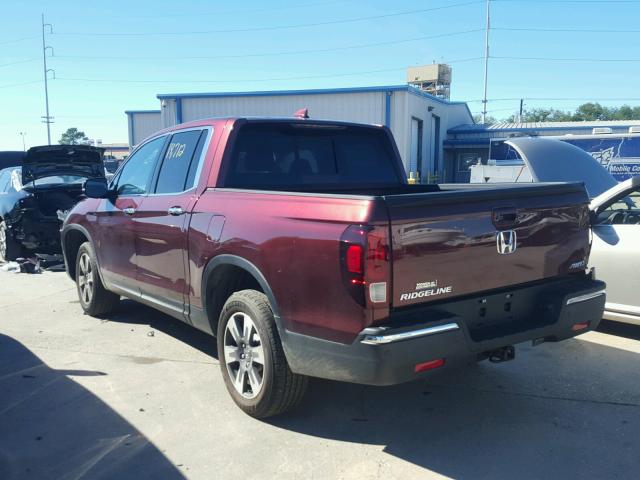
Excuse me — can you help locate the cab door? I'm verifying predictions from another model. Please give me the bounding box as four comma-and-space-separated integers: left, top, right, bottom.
95, 135, 167, 293
133, 129, 209, 318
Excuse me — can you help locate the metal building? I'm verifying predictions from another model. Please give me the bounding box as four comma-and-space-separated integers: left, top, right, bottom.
144, 85, 473, 181
125, 110, 162, 147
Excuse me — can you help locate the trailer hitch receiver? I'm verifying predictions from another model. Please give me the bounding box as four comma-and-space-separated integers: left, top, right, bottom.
489, 346, 515, 363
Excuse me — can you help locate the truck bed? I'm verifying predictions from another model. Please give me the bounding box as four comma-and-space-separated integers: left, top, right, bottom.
288, 181, 590, 311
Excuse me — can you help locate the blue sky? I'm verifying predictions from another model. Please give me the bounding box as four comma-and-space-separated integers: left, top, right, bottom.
1, 0, 639, 149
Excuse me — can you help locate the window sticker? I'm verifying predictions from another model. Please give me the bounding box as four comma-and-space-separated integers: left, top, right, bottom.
166, 142, 187, 160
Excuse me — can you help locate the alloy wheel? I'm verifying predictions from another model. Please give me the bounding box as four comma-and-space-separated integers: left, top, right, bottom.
223, 312, 266, 399
78, 252, 94, 305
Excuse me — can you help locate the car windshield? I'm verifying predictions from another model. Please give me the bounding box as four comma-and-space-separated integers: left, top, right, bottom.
607, 191, 639, 210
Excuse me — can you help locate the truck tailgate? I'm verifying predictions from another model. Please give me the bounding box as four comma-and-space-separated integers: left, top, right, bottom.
386, 183, 591, 308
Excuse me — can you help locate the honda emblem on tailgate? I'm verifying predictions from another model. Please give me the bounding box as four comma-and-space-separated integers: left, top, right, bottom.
496, 230, 517, 255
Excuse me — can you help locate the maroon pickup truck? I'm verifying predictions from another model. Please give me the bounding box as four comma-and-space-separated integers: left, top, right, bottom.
62, 117, 605, 418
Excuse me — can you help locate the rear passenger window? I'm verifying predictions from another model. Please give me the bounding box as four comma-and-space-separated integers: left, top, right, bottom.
184, 132, 208, 189
155, 130, 206, 194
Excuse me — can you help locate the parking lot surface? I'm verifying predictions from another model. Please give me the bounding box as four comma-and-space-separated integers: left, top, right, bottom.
1, 270, 639, 479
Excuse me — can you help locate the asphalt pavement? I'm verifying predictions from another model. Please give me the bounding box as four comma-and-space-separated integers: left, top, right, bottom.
1, 270, 639, 479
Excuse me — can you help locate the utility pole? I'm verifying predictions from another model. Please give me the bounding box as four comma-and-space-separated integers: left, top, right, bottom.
481, 0, 490, 124
19, 132, 27, 151
41, 14, 54, 145
519, 99, 524, 123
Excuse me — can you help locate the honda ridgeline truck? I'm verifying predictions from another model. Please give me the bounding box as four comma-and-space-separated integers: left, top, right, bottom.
61, 116, 605, 417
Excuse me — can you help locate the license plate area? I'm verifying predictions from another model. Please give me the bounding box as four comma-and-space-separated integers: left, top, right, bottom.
465, 289, 559, 342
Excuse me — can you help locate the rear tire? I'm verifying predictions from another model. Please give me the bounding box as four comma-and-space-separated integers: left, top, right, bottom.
0, 220, 22, 262
75, 242, 119, 316
217, 290, 308, 418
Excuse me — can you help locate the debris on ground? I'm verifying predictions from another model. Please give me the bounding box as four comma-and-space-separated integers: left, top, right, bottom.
1, 258, 41, 274
35, 254, 65, 271
1, 261, 21, 273
0, 255, 65, 274
147, 331, 155, 337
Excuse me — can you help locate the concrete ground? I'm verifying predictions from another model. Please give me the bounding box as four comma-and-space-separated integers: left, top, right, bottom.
1, 270, 639, 480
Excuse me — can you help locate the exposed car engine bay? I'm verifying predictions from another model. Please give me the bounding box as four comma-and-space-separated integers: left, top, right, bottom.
0, 145, 105, 262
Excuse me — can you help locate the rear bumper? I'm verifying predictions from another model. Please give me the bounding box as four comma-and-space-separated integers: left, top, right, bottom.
281, 275, 605, 385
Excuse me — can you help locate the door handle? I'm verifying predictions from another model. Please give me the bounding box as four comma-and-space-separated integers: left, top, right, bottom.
123, 207, 136, 215
168, 206, 184, 216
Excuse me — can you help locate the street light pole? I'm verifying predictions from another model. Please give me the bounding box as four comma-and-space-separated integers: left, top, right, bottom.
481, 0, 490, 124
19, 132, 27, 151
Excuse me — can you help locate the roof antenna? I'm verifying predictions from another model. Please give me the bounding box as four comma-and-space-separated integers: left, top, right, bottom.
294, 108, 309, 119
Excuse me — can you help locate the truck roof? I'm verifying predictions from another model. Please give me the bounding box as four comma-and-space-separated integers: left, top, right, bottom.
151, 116, 385, 139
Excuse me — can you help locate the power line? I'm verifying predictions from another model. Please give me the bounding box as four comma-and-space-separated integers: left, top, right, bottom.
494, 26, 640, 33
494, 0, 640, 3
493, 55, 640, 63
55, 59, 483, 85
0, 35, 39, 46
486, 107, 523, 113
53, 1, 484, 36
56, 67, 412, 84
0, 79, 42, 89
52, 29, 484, 61
92, 0, 348, 19
468, 97, 640, 102
0, 58, 39, 68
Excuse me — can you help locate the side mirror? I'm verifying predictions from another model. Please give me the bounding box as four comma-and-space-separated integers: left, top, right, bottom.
84, 178, 111, 199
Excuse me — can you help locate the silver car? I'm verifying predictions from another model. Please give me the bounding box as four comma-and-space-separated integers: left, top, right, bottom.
502, 137, 640, 325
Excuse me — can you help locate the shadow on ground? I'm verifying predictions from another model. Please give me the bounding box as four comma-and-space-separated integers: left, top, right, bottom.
84, 301, 640, 479
100, 299, 218, 358
0, 334, 185, 480
272, 330, 640, 479
598, 319, 640, 341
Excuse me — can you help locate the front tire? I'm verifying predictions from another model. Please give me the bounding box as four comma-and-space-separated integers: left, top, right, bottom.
217, 290, 308, 418
75, 242, 120, 316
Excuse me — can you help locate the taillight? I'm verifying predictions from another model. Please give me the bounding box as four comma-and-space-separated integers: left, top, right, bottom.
346, 245, 363, 274
340, 225, 390, 307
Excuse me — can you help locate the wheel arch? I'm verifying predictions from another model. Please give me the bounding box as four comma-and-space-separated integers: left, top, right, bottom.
61, 225, 98, 281
201, 255, 282, 335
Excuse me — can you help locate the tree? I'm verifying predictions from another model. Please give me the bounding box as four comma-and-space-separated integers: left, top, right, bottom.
572, 103, 611, 121
59, 128, 90, 145
501, 103, 640, 123
472, 114, 497, 125
506, 108, 572, 123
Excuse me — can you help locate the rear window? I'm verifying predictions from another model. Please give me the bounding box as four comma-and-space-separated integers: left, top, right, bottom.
223, 123, 401, 190
155, 130, 206, 194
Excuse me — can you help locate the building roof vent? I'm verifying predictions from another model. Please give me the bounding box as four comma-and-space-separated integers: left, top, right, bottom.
592, 127, 612, 135
629, 126, 640, 134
